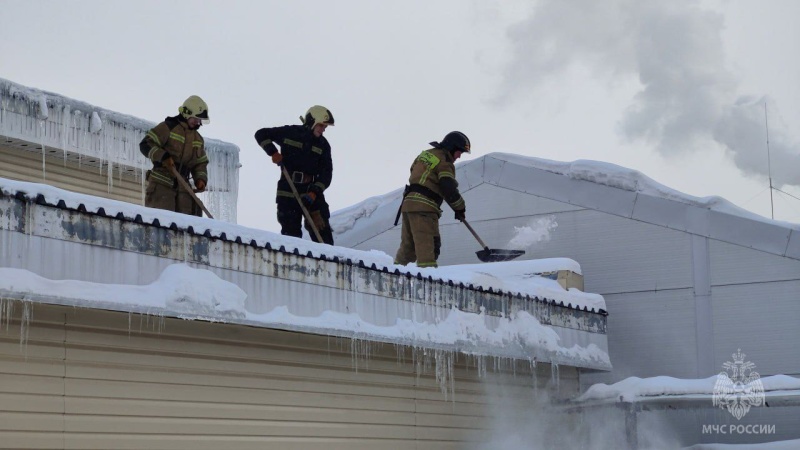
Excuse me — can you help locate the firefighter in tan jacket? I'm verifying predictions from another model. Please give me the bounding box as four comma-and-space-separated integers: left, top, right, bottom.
394, 131, 470, 268
139, 95, 210, 216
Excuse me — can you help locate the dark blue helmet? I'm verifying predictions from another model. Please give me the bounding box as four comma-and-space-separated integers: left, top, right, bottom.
430, 131, 470, 154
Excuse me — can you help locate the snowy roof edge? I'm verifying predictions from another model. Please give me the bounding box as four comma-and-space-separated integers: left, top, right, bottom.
0, 177, 607, 316
0, 290, 611, 371
0, 76, 239, 153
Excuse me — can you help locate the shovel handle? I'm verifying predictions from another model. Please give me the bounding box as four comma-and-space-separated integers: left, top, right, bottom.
168, 165, 214, 219
461, 219, 489, 250
280, 165, 325, 243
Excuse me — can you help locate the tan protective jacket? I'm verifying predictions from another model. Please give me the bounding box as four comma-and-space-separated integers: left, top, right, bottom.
400, 148, 465, 215
139, 116, 209, 188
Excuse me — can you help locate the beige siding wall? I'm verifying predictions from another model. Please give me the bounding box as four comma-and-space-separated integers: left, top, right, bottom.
0, 301, 577, 449
0, 143, 143, 205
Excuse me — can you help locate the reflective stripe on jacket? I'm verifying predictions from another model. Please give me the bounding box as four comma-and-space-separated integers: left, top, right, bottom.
401, 148, 464, 214
139, 115, 208, 186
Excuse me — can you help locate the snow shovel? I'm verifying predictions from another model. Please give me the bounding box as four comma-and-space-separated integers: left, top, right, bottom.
462, 219, 525, 262
168, 165, 214, 219
280, 165, 325, 243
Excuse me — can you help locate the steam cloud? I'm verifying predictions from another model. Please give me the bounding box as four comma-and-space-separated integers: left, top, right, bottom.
496, 0, 800, 188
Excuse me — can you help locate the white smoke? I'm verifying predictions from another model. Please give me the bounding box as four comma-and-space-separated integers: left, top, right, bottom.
494, 0, 800, 188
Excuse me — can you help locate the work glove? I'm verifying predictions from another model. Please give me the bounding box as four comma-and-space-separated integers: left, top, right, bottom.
301, 191, 317, 206
194, 179, 206, 193
271, 152, 283, 166
162, 155, 175, 171
454, 209, 466, 222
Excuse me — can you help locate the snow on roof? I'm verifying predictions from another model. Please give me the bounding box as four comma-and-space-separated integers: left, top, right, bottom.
577, 374, 800, 404
0, 263, 610, 369
0, 176, 605, 312
332, 153, 800, 260
0, 77, 238, 153
0, 77, 240, 222
490, 152, 797, 229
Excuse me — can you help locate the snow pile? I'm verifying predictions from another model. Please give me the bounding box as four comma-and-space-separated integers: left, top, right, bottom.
0, 265, 608, 366
160, 265, 246, 320
89, 111, 102, 133
422, 258, 605, 311
0, 264, 247, 321
251, 306, 609, 367
578, 374, 800, 403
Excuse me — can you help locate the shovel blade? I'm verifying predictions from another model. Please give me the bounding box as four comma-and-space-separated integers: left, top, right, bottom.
475, 248, 526, 263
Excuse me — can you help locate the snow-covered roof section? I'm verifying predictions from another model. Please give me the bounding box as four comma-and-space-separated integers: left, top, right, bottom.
0, 264, 608, 368
578, 374, 800, 404
0, 77, 240, 222
332, 153, 800, 261
0, 177, 610, 370
0, 176, 602, 312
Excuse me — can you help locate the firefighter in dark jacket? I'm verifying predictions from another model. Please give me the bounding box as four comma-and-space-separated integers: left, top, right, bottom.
139, 95, 210, 216
394, 131, 470, 268
254, 105, 335, 245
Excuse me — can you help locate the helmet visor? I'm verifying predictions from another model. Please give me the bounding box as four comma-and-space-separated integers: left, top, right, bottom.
196, 109, 210, 124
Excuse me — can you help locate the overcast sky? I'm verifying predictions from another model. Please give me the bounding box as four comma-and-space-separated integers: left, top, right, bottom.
2, 0, 799, 231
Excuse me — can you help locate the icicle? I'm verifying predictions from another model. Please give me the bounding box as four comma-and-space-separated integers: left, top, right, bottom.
61, 104, 70, 164
40, 120, 47, 181
35, 94, 48, 120
19, 300, 32, 354
107, 156, 113, 193
89, 111, 102, 133
350, 336, 359, 372
433, 349, 455, 401
0, 299, 13, 333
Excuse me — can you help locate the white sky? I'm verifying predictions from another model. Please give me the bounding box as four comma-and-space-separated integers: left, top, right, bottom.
2, 0, 800, 232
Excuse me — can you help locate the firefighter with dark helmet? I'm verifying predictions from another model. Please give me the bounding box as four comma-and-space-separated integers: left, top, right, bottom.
254, 105, 335, 244
394, 131, 470, 268
139, 95, 210, 216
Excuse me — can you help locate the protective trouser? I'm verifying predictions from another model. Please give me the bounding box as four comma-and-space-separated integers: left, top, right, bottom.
394, 211, 441, 268
145, 177, 199, 216
277, 203, 334, 245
